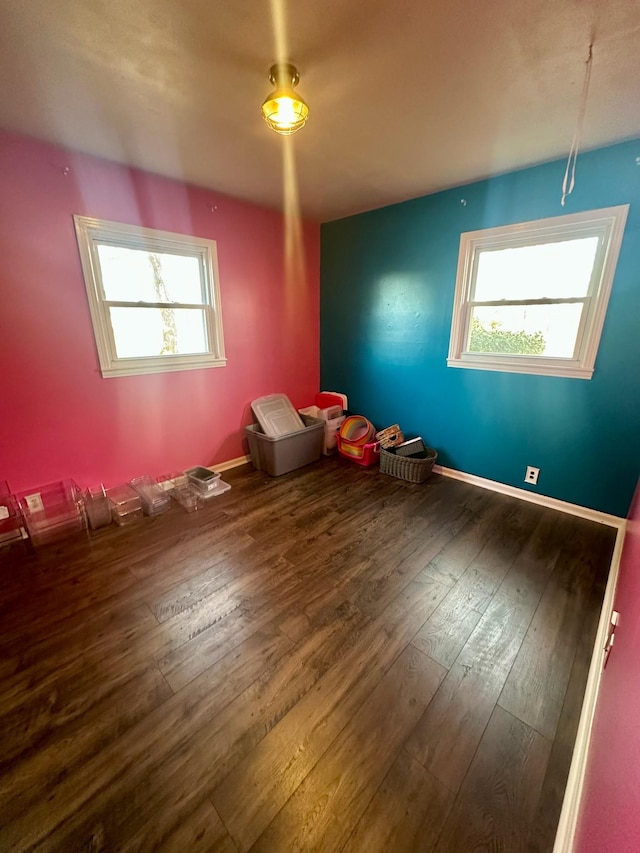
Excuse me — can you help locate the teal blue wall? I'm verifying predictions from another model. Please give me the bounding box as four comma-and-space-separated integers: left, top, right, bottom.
320, 139, 640, 517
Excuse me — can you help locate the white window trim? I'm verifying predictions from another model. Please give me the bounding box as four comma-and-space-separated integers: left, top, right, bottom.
73, 215, 226, 378
447, 205, 629, 380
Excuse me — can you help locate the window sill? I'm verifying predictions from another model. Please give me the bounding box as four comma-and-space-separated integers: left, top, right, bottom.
100, 356, 227, 378
446, 356, 593, 380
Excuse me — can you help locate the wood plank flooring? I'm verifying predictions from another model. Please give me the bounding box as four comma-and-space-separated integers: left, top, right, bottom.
0, 458, 615, 852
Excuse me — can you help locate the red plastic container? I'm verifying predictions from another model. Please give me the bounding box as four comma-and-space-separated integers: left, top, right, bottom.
315, 392, 346, 411
337, 435, 380, 467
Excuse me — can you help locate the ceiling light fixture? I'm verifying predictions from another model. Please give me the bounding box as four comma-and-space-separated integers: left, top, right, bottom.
261, 62, 309, 136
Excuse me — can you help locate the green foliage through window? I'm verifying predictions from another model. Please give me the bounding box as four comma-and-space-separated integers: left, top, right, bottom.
468, 317, 546, 355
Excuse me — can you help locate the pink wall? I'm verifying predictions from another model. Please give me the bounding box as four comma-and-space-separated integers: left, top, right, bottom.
575, 478, 640, 852
0, 128, 320, 491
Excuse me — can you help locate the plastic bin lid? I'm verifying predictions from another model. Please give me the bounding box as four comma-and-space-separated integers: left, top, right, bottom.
107, 483, 141, 510
251, 394, 306, 437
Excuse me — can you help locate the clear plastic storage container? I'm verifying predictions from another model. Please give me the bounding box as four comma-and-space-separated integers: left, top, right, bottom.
130, 475, 171, 516
171, 481, 205, 512
107, 484, 143, 526
18, 479, 86, 546
0, 481, 26, 548
84, 485, 112, 530
156, 472, 187, 495
185, 467, 222, 493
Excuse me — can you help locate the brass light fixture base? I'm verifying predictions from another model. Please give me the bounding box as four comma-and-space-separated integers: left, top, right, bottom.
261, 62, 309, 136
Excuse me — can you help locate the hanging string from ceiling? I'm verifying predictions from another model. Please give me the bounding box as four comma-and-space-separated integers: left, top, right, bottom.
561, 42, 594, 206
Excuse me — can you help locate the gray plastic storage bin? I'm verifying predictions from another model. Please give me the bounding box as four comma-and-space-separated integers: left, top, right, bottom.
245, 415, 324, 476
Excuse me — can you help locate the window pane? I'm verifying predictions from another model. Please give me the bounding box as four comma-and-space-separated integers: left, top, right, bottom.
474, 237, 599, 301
467, 303, 585, 358
97, 245, 204, 304
109, 307, 208, 358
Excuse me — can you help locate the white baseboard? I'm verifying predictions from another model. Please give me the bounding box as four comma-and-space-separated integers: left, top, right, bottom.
552, 523, 626, 852
432, 464, 626, 529
212, 455, 251, 473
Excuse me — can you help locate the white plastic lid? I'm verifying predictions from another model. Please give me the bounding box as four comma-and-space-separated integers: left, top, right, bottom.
251, 394, 306, 437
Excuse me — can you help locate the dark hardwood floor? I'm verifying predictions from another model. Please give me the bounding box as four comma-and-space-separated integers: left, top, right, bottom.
0, 459, 615, 852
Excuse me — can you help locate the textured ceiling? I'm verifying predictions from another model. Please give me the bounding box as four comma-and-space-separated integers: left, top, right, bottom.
1, 0, 639, 221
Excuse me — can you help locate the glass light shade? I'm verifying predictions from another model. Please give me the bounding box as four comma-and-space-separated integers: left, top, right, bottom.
261, 63, 309, 135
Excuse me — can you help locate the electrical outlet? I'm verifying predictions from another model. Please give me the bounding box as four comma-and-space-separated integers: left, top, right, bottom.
525, 466, 540, 485
24, 492, 45, 513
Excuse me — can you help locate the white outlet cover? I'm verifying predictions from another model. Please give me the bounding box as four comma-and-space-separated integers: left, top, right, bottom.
0, 506, 9, 520
24, 492, 45, 513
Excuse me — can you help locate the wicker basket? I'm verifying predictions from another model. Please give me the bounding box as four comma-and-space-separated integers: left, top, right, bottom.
379, 445, 437, 483
375, 424, 405, 449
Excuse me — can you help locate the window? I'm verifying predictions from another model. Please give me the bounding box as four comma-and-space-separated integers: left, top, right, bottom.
447, 205, 628, 379
74, 216, 226, 378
